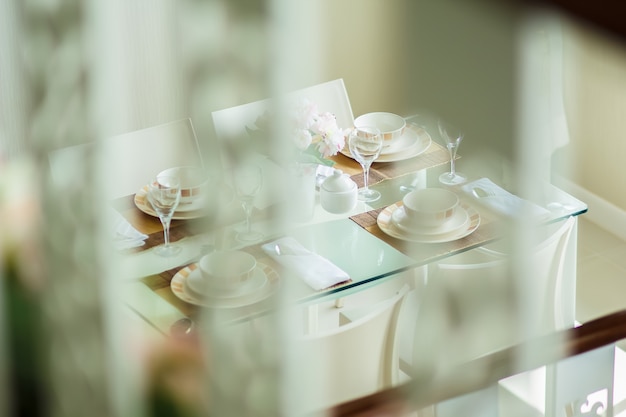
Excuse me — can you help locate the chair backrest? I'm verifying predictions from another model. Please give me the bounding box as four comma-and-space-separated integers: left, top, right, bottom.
48, 118, 203, 200
400, 216, 577, 379
211, 78, 355, 142
289, 284, 409, 415
403, 260, 515, 380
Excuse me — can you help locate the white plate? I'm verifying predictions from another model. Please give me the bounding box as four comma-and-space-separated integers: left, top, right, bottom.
134, 183, 233, 220
186, 266, 267, 298
341, 124, 432, 163
391, 204, 469, 236
171, 263, 279, 308
381, 127, 418, 154
378, 202, 480, 243
175, 194, 209, 212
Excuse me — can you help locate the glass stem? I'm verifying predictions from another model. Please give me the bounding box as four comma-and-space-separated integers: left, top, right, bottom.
448, 144, 458, 176
362, 164, 370, 191
242, 202, 253, 234
161, 217, 172, 247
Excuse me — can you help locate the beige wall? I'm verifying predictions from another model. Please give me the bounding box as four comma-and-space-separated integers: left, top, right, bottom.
317, 0, 517, 166
200, 0, 410, 133
559, 21, 626, 210
317, 0, 410, 118
317, 2, 626, 216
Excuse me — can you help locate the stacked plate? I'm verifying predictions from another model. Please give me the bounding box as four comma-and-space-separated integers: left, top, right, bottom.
134, 166, 233, 220
342, 123, 432, 163
170, 263, 279, 308
377, 201, 480, 243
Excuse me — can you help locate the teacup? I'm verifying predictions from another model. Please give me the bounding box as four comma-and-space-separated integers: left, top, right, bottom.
158, 166, 209, 205
194, 250, 257, 291
402, 188, 459, 227
354, 112, 406, 147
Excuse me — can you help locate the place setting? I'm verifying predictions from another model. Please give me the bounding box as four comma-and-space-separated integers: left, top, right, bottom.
377, 187, 480, 243
341, 112, 432, 163
170, 249, 280, 308
134, 165, 234, 221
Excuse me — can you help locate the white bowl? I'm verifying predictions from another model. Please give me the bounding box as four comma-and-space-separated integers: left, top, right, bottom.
354, 112, 406, 146
320, 169, 358, 214
402, 188, 459, 227
158, 166, 209, 205
193, 250, 257, 292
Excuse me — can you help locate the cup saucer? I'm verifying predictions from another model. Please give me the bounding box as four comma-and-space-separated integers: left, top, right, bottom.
185, 266, 267, 298
377, 201, 480, 243
171, 263, 280, 308
175, 194, 209, 212
391, 204, 469, 236
135, 182, 234, 220
380, 127, 419, 155
340, 124, 431, 163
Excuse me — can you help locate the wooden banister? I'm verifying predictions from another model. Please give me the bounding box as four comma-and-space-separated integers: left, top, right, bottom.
528, 0, 626, 43
330, 309, 626, 417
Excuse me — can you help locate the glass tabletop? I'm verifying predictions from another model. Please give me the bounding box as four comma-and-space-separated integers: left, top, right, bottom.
118, 115, 588, 328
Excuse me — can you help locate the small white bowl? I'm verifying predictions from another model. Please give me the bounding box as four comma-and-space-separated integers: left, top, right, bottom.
320, 169, 358, 214
193, 250, 257, 292
354, 112, 406, 146
402, 188, 459, 227
158, 166, 209, 205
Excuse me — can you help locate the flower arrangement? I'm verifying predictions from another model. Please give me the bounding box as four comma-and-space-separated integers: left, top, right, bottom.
247, 98, 346, 167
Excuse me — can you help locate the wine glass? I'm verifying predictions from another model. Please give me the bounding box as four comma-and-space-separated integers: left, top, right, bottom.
438, 119, 467, 185
233, 164, 264, 243
349, 126, 383, 202
147, 175, 182, 257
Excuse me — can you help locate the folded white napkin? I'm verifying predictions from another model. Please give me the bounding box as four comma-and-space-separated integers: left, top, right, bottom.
261, 237, 350, 291
461, 178, 550, 220
108, 207, 148, 251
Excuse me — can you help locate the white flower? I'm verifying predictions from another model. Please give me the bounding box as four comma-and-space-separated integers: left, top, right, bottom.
248, 98, 344, 166
291, 99, 345, 163
293, 128, 312, 151
323, 129, 346, 156
311, 111, 337, 134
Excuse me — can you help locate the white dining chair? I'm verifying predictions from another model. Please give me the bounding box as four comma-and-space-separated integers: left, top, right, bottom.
400, 259, 516, 382
211, 78, 354, 143
428, 215, 577, 335
210, 78, 355, 220
48, 117, 204, 200
395, 216, 581, 416
287, 284, 409, 416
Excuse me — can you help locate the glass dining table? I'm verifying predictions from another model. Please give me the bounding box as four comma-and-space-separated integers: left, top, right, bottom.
116, 116, 588, 336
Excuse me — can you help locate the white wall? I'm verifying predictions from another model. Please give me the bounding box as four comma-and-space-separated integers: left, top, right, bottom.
555, 19, 626, 233
317, 0, 410, 118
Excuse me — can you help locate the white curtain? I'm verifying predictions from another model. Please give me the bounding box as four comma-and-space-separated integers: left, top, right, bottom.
517, 10, 571, 183
0, 0, 29, 159
0, 1, 284, 416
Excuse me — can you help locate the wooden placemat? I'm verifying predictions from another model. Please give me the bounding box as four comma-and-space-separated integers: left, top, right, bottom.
342, 141, 451, 188
348, 206, 502, 266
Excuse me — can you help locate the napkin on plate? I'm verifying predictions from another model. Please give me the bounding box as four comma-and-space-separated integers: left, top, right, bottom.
461, 178, 551, 220
108, 207, 149, 251
261, 237, 350, 291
